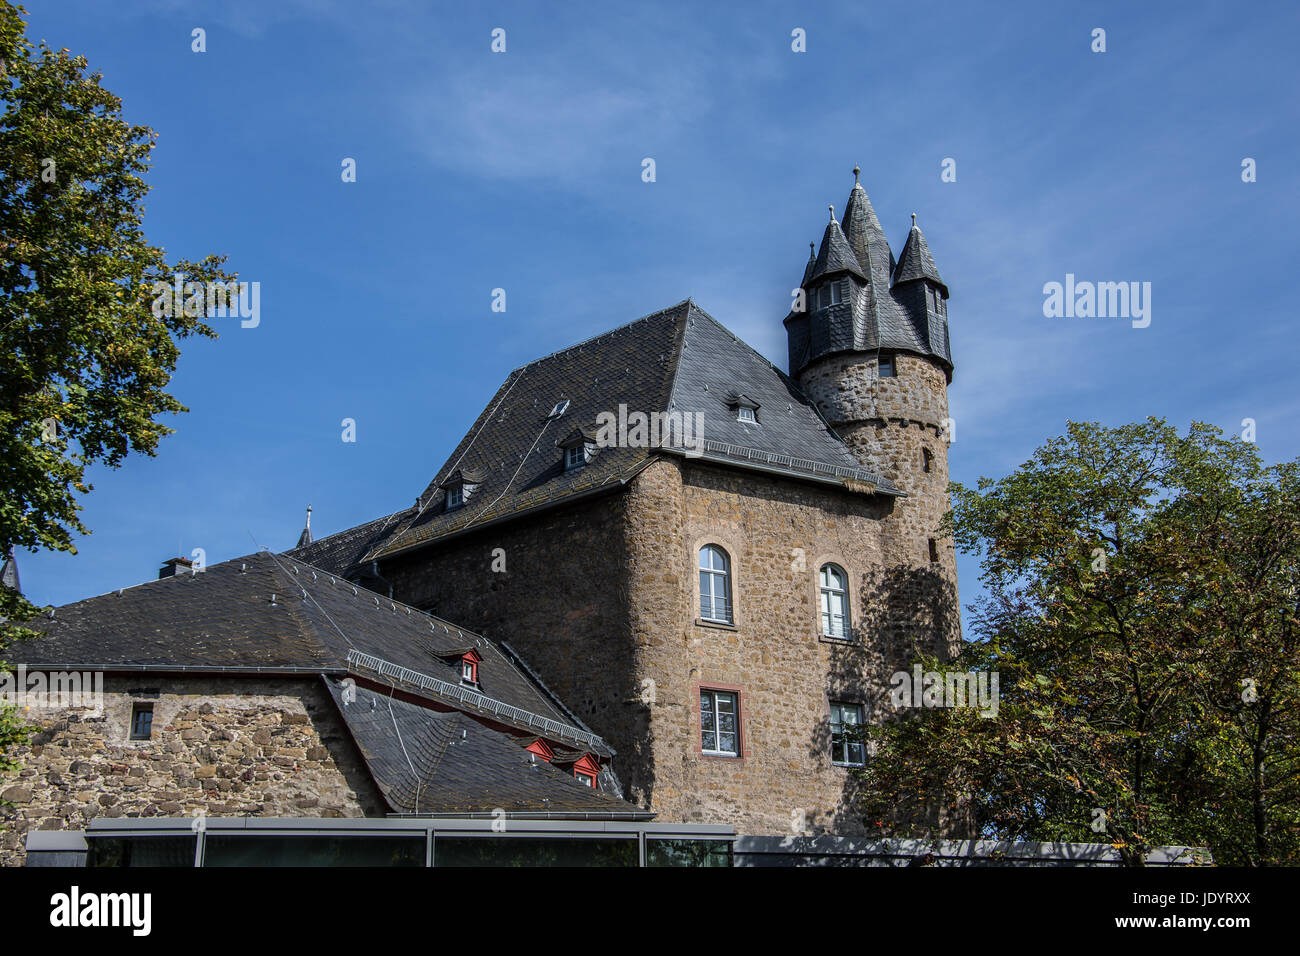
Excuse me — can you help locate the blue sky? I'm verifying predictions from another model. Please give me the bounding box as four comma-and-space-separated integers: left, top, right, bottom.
15, 0, 1299, 631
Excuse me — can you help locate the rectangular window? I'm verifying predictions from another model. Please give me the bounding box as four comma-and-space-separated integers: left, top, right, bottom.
564, 445, 585, 470
878, 354, 895, 378
830, 702, 865, 766
445, 486, 463, 509
700, 690, 739, 757
737, 406, 755, 423
130, 703, 154, 741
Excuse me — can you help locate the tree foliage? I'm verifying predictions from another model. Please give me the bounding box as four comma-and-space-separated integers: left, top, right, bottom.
0, 1, 235, 766
855, 418, 1300, 866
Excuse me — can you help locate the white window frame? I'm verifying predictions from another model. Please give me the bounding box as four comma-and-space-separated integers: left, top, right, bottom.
700, 689, 739, 757
830, 702, 865, 767
819, 564, 850, 639
737, 406, 756, 424
698, 545, 733, 624
445, 486, 463, 509
564, 444, 586, 471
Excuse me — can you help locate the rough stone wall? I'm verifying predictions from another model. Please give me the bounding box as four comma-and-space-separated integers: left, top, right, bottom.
0, 677, 383, 867
380, 492, 650, 795
624, 457, 927, 835
798, 352, 960, 656
379, 458, 930, 836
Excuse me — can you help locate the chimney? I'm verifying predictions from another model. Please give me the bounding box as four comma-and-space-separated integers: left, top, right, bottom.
158, 557, 195, 579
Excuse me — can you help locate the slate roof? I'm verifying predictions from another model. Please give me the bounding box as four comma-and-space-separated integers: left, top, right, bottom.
9, 550, 638, 816
288, 507, 413, 574
10, 552, 603, 748
809, 214, 867, 283
324, 679, 639, 815
894, 220, 947, 293
358, 300, 900, 563
785, 176, 953, 378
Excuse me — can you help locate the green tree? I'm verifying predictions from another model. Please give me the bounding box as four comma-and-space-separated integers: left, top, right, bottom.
854, 419, 1300, 865
0, 1, 236, 766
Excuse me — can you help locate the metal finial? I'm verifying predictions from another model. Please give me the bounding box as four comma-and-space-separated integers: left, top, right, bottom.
853, 165, 861, 184
911, 212, 917, 227
828, 204, 836, 222
808, 241, 815, 257
304, 503, 312, 530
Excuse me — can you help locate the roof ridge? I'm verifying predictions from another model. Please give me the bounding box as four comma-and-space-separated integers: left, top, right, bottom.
503, 299, 693, 375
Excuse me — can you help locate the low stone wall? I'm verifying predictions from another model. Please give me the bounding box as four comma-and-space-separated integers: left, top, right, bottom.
0, 675, 384, 866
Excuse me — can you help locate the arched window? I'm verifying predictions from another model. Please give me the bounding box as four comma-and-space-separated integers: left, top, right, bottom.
699, 545, 733, 624
820, 564, 849, 638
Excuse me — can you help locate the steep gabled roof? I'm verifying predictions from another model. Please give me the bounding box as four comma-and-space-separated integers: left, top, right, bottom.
365, 301, 899, 561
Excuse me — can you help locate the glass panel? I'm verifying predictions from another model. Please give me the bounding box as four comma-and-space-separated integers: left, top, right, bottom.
203, 835, 425, 867
646, 839, 733, 867
435, 837, 636, 868
87, 836, 196, 867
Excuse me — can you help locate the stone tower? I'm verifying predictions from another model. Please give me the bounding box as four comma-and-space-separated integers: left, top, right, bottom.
784, 169, 960, 656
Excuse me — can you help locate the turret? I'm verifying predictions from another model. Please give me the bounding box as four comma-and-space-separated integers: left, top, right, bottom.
783, 168, 960, 654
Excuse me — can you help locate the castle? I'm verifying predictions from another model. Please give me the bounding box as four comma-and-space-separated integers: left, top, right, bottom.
1, 172, 961, 862
290, 169, 960, 834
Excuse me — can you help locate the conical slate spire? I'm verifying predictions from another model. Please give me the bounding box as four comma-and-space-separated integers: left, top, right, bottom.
1, 551, 19, 595
800, 241, 816, 285
893, 215, 947, 294
809, 207, 866, 283
841, 170, 895, 285
297, 505, 313, 548
784, 169, 953, 381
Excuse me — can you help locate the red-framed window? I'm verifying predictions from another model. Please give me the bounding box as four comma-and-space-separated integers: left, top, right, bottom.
571, 753, 600, 788
457, 648, 482, 685
525, 739, 554, 763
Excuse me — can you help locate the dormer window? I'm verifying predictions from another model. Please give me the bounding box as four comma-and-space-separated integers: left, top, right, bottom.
439, 467, 486, 511
525, 738, 555, 763
564, 444, 591, 471
568, 753, 601, 788
557, 426, 598, 471
440, 647, 483, 686
726, 393, 760, 425
548, 399, 570, 419
932, 288, 944, 312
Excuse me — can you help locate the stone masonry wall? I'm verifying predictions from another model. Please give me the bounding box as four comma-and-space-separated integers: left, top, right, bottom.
0, 676, 384, 867
624, 457, 926, 835
799, 352, 960, 655
380, 492, 650, 798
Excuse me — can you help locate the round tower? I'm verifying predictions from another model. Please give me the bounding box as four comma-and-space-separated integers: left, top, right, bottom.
783, 169, 959, 656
